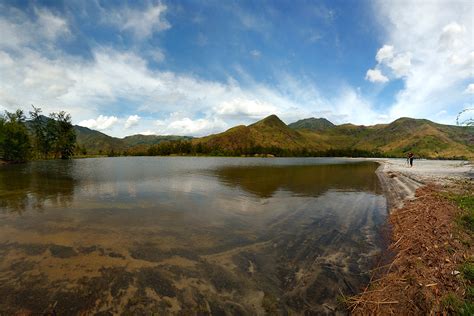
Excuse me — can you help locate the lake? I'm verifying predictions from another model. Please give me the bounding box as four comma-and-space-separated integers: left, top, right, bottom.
0, 157, 387, 315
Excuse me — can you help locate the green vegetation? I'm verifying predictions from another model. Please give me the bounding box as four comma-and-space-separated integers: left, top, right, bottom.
453, 194, 474, 232
191, 115, 473, 159
441, 261, 474, 315
288, 117, 335, 131
0, 107, 76, 163
442, 186, 474, 315
0, 110, 30, 162
74, 125, 191, 156
2, 111, 472, 160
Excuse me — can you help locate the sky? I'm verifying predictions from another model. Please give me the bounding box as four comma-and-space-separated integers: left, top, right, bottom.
0, 0, 472, 137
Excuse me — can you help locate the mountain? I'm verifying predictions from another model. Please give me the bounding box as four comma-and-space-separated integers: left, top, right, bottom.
295, 117, 473, 158
74, 125, 191, 154
195, 114, 312, 152
288, 117, 335, 131
41, 113, 471, 158
195, 115, 473, 158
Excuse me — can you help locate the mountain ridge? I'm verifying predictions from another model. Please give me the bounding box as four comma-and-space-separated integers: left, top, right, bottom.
72, 114, 473, 158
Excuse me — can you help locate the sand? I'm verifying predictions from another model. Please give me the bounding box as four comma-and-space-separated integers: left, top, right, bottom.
357, 158, 473, 211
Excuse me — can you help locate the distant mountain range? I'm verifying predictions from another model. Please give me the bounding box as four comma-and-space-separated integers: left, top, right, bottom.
74, 125, 191, 154
74, 115, 473, 158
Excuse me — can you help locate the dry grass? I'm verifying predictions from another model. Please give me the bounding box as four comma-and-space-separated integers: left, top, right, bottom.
348, 184, 473, 315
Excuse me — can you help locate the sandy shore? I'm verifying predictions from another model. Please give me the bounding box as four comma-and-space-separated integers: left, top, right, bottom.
360, 158, 473, 211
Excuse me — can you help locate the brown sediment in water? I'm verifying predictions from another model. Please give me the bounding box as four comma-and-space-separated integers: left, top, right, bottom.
348, 182, 473, 314
0, 159, 388, 314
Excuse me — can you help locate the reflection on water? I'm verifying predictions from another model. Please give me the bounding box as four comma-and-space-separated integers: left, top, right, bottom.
0, 161, 76, 213
0, 157, 386, 315
215, 163, 382, 198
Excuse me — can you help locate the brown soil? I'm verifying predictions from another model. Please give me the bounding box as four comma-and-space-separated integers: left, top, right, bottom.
349, 184, 473, 315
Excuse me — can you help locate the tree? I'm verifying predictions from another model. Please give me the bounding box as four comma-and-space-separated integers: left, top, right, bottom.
49, 111, 76, 159
29, 106, 51, 159
1, 110, 30, 162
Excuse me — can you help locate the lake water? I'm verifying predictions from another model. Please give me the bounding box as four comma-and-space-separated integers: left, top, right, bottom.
0, 157, 387, 315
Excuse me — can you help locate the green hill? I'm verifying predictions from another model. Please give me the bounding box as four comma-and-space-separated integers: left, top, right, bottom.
297, 117, 474, 158
194, 115, 473, 158
288, 117, 335, 131
68, 114, 473, 158
195, 115, 312, 153
74, 125, 191, 154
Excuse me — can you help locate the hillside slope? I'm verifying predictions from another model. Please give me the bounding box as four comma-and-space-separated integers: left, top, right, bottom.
75, 126, 191, 154
296, 117, 473, 158
288, 117, 335, 131
195, 115, 317, 153
196, 115, 473, 158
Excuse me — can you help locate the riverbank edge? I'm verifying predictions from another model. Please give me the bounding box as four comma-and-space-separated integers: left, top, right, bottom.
346, 159, 473, 314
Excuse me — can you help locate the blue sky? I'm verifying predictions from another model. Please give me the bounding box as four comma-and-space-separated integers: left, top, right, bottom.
0, 0, 472, 136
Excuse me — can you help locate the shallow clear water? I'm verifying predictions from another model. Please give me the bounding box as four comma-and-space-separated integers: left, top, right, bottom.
0, 157, 386, 314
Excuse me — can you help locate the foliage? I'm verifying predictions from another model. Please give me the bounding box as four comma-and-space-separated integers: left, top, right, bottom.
143, 139, 385, 158
0, 107, 76, 162
0, 110, 31, 162
49, 111, 76, 159
29, 106, 51, 159
441, 293, 474, 316
451, 194, 474, 232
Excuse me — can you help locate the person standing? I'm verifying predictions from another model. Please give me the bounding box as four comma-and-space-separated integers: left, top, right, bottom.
407, 152, 414, 167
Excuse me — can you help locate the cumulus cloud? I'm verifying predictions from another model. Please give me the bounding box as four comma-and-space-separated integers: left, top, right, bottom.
79, 115, 118, 130
215, 98, 276, 119
365, 68, 389, 83
375, 44, 394, 63
125, 115, 140, 128
155, 116, 227, 136
439, 22, 466, 51
465, 83, 474, 94
369, 0, 473, 122
366, 45, 412, 82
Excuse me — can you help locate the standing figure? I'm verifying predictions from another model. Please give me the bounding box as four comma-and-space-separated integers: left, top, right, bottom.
407, 152, 414, 167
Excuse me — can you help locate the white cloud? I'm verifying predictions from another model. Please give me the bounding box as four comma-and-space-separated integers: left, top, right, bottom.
35, 8, 70, 40
365, 68, 389, 83
387, 52, 412, 77
367, 46, 412, 82
465, 83, 474, 94
79, 115, 118, 130
375, 45, 394, 63
156, 116, 227, 136
370, 0, 473, 122
0, 5, 69, 50
138, 130, 157, 136
125, 115, 140, 128
439, 22, 466, 51
103, 2, 170, 39
214, 98, 276, 119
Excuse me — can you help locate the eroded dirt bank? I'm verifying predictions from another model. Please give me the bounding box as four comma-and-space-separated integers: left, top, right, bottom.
349, 159, 473, 314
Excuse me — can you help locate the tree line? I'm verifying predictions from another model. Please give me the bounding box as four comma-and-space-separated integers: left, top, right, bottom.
119, 140, 385, 158
0, 107, 76, 163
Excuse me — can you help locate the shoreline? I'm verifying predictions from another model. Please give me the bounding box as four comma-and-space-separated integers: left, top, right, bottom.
370, 158, 472, 211
348, 158, 473, 314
